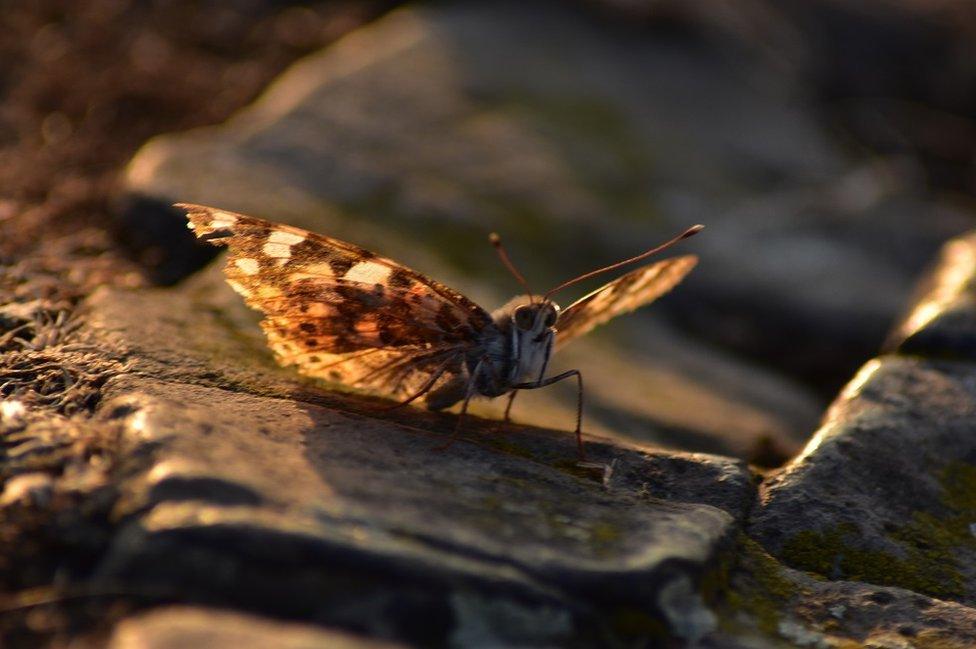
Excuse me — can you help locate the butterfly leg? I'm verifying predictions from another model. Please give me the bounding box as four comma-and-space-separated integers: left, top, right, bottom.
514, 369, 585, 460
382, 353, 460, 411
503, 331, 548, 423
503, 389, 518, 422
435, 356, 489, 452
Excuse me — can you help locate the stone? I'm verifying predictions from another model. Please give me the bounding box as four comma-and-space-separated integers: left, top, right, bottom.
78, 272, 755, 645
887, 230, 976, 361
748, 355, 976, 606
108, 606, 401, 649
123, 1, 971, 391
713, 537, 976, 648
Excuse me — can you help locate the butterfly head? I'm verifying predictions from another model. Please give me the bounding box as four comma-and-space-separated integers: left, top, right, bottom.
512, 300, 559, 336
500, 298, 560, 384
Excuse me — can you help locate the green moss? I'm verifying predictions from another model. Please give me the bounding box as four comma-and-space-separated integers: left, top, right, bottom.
722, 535, 800, 634
781, 462, 976, 600
588, 521, 621, 557
914, 630, 973, 649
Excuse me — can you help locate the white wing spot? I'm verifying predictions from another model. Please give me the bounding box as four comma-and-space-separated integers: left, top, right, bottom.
226, 279, 249, 296
262, 242, 292, 258
344, 261, 392, 284
235, 258, 260, 275
289, 263, 335, 282
268, 230, 305, 246
209, 211, 238, 230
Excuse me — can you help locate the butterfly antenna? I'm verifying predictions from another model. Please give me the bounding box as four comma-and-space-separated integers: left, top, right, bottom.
543, 224, 704, 300
489, 232, 534, 300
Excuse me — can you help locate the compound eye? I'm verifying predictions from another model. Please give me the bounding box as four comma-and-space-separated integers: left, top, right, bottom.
543, 306, 557, 328
513, 305, 534, 330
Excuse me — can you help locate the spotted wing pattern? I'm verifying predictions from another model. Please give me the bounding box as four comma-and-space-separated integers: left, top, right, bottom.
555, 256, 697, 349
180, 203, 495, 400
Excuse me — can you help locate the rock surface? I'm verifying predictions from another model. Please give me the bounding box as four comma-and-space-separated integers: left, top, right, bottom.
719, 231, 976, 645
749, 356, 976, 605
7, 2, 976, 648
79, 273, 755, 646
887, 231, 976, 361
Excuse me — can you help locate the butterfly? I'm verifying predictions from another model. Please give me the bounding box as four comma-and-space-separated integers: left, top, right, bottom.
179, 203, 702, 459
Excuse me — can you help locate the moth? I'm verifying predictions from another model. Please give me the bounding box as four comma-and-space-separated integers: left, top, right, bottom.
180, 203, 702, 458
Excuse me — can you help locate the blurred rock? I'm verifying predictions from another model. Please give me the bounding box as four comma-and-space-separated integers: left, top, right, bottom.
749, 356, 976, 605
109, 607, 399, 649
887, 230, 976, 360
595, 0, 976, 195
123, 1, 972, 397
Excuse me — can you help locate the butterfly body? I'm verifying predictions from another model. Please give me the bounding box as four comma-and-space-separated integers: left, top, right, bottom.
421, 298, 558, 408
179, 203, 701, 458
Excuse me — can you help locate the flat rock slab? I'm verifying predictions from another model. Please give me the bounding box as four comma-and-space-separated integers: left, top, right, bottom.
749, 355, 976, 606
80, 273, 754, 645
123, 1, 970, 389
108, 606, 399, 649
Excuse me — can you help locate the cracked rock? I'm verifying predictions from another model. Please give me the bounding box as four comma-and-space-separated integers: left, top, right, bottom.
80, 267, 754, 645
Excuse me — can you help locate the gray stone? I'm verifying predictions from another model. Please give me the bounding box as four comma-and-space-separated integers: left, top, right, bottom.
887, 230, 976, 361
713, 540, 976, 648
80, 275, 755, 645
124, 1, 971, 389
108, 606, 401, 649
748, 355, 976, 605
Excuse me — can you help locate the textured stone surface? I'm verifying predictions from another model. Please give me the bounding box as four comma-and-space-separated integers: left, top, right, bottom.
749, 356, 976, 605
108, 607, 399, 649
79, 272, 756, 645
717, 540, 976, 649
887, 230, 976, 361
123, 1, 971, 390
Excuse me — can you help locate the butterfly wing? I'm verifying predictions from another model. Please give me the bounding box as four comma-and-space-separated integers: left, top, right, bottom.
180, 203, 495, 400
554, 255, 697, 349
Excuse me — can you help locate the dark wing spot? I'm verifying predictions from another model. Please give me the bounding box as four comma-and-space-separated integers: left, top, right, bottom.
434, 303, 461, 331
299, 322, 316, 333
329, 256, 354, 276
378, 324, 397, 346
389, 269, 413, 290
199, 228, 233, 241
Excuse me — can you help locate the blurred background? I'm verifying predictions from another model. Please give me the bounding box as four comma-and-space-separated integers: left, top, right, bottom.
3, 0, 976, 467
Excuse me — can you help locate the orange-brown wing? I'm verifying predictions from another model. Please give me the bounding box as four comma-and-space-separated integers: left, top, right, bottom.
180, 203, 493, 398
554, 256, 697, 350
